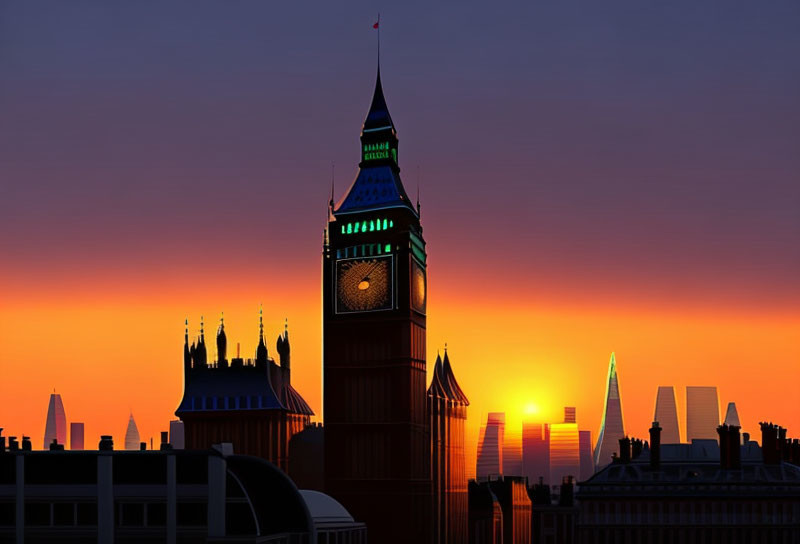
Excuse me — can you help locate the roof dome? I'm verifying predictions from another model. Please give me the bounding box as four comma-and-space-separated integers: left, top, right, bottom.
299, 490, 355, 524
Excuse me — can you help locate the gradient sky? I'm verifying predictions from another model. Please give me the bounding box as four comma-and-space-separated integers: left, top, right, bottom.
1, 2, 798, 475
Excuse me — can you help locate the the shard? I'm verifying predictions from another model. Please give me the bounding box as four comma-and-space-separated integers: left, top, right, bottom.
654, 386, 681, 444
124, 413, 141, 450
43, 393, 67, 449
593, 352, 625, 469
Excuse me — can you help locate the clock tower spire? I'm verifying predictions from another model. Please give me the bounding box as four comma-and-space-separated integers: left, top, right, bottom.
323, 64, 430, 543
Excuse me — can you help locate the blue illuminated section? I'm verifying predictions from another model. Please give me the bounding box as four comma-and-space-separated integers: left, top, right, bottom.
335, 165, 415, 215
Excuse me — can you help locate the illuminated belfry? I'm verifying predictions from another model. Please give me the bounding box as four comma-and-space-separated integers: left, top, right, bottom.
594, 352, 626, 469
176, 310, 313, 471
323, 59, 431, 543
428, 349, 469, 544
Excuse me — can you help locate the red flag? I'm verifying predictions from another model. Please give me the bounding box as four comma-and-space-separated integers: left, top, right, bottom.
373, 20, 379, 29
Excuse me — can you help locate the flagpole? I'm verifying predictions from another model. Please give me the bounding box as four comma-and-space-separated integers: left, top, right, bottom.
377, 13, 381, 68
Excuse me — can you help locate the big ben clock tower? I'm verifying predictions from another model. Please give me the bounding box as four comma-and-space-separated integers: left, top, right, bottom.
323, 66, 431, 543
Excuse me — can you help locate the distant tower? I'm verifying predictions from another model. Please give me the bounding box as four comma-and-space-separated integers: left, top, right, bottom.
124, 413, 141, 451
654, 386, 681, 443
43, 392, 67, 449
594, 353, 625, 469
578, 430, 594, 481
70, 422, 85, 451
168, 420, 185, 450
477, 413, 505, 481
550, 407, 580, 486
216, 312, 227, 366
723, 402, 741, 427
428, 350, 469, 544
686, 386, 720, 441
502, 431, 523, 477
522, 422, 550, 485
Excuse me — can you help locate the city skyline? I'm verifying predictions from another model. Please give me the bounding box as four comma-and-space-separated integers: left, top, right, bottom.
2, 1, 799, 483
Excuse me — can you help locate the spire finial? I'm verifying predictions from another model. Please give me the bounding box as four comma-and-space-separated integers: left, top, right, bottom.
200, 315, 205, 340
220, 311, 224, 327
185, 318, 188, 336
284, 317, 288, 337
330, 162, 335, 207
373, 13, 381, 69
444, 342, 448, 353
259, 304, 264, 339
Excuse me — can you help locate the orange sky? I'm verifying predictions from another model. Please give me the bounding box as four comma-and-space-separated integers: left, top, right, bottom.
1, 264, 797, 479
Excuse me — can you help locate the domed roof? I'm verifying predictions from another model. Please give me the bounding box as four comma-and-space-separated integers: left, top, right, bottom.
299, 490, 355, 524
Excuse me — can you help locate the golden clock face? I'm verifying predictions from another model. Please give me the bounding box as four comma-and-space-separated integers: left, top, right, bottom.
336, 256, 393, 313
411, 260, 427, 314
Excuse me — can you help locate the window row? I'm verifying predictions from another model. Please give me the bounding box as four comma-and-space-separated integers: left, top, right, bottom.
341, 219, 394, 235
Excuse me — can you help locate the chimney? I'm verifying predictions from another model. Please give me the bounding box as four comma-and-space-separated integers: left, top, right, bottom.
792, 439, 800, 466
728, 426, 741, 469
760, 422, 779, 465
649, 421, 662, 470
160, 431, 172, 451
618, 437, 631, 463
8, 437, 19, 451
717, 424, 729, 470
743, 432, 750, 444
139, 442, 147, 451
49, 438, 64, 451
531, 477, 551, 505
0, 428, 5, 452
21, 436, 32, 451
99, 435, 114, 451
631, 438, 644, 460
559, 476, 574, 506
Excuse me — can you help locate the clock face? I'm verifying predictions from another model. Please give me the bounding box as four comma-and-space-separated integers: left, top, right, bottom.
336, 256, 393, 313
411, 260, 427, 314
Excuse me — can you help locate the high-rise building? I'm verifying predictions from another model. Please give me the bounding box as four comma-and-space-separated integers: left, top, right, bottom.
564, 407, 576, 424
550, 408, 580, 486
70, 422, 84, 451
686, 386, 720, 441
477, 413, 506, 481
579, 430, 594, 481
175, 311, 313, 471
322, 64, 431, 543
503, 428, 523, 477
522, 422, 550, 486
594, 353, 625, 469
168, 420, 185, 449
124, 414, 141, 451
723, 402, 741, 427
654, 386, 681, 443
428, 350, 469, 544
43, 392, 67, 450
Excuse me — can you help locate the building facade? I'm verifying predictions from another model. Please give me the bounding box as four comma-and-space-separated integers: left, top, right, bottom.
550, 408, 580, 488
428, 351, 469, 544
594, 353, 625, 470
69, 423, 84, 451
322, 66, 431, 543
522, 422, 550, 486
0, 435, 365, 544
175, 313, 313, 473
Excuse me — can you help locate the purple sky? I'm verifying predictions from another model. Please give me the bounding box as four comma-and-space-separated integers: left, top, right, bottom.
2, 1, 798, 309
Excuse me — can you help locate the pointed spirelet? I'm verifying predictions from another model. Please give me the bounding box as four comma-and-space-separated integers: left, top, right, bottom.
363, 67, 394, 132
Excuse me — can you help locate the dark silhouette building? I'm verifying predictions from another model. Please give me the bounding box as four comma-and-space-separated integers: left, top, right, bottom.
175, 312, 313, 473
468, 480, 503, 544
530, 477, 578, 544
522, 422, 550, 487
322, 65, 431, 542
469, 477, 531, 544
429, 350, 470, 544
576, 421, 800, 543
0, 431, 365, 544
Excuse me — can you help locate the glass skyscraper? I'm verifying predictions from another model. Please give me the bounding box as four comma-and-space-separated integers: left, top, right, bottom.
594, 353, 625, 469
654, 386, 681, 443
43, 393, 67, 450
686, 386, 720, 441
550, 407, 580, 486
477, 412, 505, 481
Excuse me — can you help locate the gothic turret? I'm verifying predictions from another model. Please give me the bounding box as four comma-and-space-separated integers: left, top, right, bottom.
277, 318, 291, 372
216, 312, 227, 366
195, 317, 208, 369
256, 306, 268, 369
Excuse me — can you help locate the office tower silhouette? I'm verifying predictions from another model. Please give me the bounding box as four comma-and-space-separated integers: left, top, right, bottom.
169, 420, 185, 449
654, 386, 681, 443
124, 414, 141, 450
594, 353, 625, 469
564, 407, 576, 424
322, 63, 432, 543
522, 422, 550, 485
550, 408, 580, 487
477, 413, 506, 481
43, 392, 67, 449
686, 386, 720, 441
579, 430, 594, 481
70, 423, 84, 451
723, 402, 741, 427
428, 350, 469, 544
